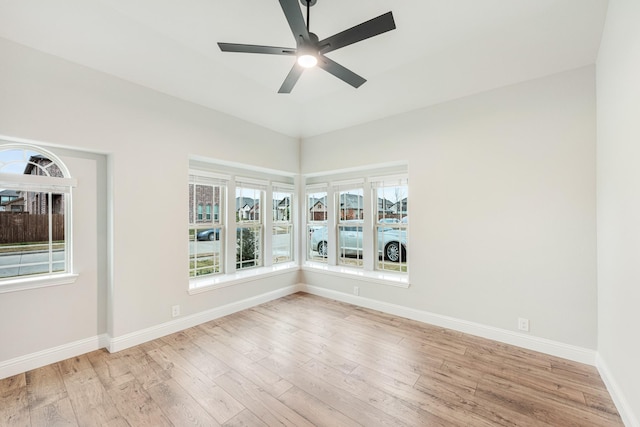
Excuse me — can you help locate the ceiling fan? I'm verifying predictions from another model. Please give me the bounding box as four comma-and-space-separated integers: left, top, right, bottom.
218, 0, 396, 93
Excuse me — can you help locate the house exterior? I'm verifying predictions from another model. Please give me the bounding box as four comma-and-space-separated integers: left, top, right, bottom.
274, 196, 290, 221
309, 197, 327, 221
189, 184, 220, 224
0, 190, 20, 212
22, 155, 64, 215
338, 193, 364, 220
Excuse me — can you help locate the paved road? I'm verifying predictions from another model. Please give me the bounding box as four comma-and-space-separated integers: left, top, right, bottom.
0, 250, 65, 278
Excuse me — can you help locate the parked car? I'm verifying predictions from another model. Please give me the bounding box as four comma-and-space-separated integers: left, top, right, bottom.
309, 222, 407, 262
196, 228, 220, 241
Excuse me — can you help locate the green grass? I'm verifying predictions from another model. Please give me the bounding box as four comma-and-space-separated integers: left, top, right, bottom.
0, 241, 65, 254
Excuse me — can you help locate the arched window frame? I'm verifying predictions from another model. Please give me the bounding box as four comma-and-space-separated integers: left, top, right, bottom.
0, 143, 78, 292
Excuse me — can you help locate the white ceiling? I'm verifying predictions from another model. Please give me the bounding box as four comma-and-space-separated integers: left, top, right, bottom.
0, 0, 608, 138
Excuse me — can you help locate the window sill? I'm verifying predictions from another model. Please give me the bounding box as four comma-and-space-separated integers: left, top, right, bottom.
0, 273, 79, 294
302, 262, 410, 288
188, 262, 298, 295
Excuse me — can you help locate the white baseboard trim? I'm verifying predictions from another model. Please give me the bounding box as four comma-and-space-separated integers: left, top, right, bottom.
597, 354, 640, 427
300, 284, 597, 365
0, 334, 109, 380
108, 284, 303, 353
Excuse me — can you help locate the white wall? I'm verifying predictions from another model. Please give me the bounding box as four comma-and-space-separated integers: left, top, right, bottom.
302, 66, 598, 350
596, 0, 640, 425
0, 149, 106, 362
0, 37, 299, 367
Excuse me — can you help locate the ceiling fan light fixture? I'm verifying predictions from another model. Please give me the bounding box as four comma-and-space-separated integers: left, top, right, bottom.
297, 53, 317, 68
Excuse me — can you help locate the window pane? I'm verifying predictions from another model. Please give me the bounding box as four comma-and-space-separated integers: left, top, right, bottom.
236, 226, 261, 269
194, 184, 213, 224
307, 191, 327, 222
337, 224, 363, 267
0, 192, 66, 279
273, 224, 292, 263
377, 185, 407, 223
376, 225, 407, 273
189, 227, 222, 277
273, 191, 291, 222
236, 187, 260, 223
338, 189, 363, 221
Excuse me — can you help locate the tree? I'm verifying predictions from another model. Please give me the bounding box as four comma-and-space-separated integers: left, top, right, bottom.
236, 227, 259, 269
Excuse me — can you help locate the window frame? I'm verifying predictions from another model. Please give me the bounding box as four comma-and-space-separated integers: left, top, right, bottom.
305, 185, 329, 263
0, 143, 78, 292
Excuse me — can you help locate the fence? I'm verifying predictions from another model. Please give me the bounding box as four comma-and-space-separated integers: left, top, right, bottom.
0, 212, 65, 244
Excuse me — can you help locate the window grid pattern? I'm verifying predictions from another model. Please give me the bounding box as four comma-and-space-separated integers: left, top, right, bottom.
307, 189, 328, 262
236, 185, 262, 270
272, 188, 293, 264
337, 187, 364, 268
374, 180, 408, 273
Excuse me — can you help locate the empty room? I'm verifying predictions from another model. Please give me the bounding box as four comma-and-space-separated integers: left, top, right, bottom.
0, 0, 638, 425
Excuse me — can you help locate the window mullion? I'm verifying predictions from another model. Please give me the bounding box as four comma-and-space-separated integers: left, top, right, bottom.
226, 178, 237, 274
48, 192, 53, 274
362, 181, 374, 271
264, 184, 273, 268
326, 186, 337, 266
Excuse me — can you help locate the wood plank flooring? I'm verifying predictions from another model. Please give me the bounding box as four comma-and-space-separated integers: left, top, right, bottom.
0, 292, 623, 426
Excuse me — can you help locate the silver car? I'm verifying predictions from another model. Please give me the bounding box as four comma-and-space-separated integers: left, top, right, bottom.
309, 222, 407, 262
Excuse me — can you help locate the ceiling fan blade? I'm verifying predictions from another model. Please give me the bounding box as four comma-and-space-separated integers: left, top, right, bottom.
218, 43, 296, 55
319, 11, 396, 54
279, 0, 310, 44
317, 56, 366, 88
278, 63, 304, 93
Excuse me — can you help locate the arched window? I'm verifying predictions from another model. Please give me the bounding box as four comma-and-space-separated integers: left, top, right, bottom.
205, 204, 212, 221
0, 143, 75, 285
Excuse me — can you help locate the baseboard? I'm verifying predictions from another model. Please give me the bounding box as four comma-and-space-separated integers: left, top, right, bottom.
597, 354, 640, 427
108, 284, 303, 353
0, 334, 109, 380
300, 284, 597, 365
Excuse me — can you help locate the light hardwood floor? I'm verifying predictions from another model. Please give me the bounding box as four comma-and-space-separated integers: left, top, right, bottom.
1, 292, 623, 426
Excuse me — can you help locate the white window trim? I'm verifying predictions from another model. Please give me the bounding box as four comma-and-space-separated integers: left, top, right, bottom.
189, 262, 298, 295
302, 262, 409, 288
0, 273, 79, 294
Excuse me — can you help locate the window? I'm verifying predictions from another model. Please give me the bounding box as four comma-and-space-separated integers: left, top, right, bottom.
373, 177, 408, 273
236, 181, 262, 270
272, 184, 293, 264
0, 144, 75, 282
307, 187, 328, 262
188, 160, 296, 292
189, 174, 224, 277
305, 167, 409, 280
337, 185, 364, 267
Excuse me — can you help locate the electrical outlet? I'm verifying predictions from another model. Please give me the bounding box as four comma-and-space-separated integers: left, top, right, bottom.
518, 317, 529, 332
172, 305, 180, 318
353, 286, 359, 296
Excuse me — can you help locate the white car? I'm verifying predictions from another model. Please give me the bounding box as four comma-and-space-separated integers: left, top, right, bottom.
309, 222, 407, 262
